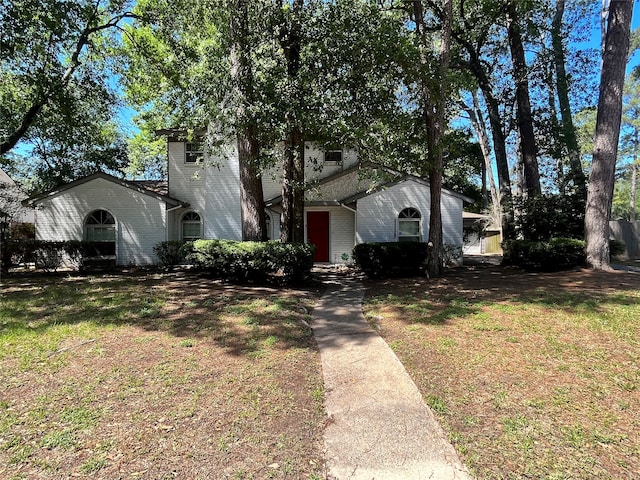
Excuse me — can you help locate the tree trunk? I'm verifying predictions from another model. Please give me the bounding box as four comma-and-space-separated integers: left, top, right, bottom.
552, 0, 587, 200
231, 0, 266, 241
462, 92, 501, 225
412, 0, 452, 277
465, 51, 515, 238
631, 162, 637, 221
280, 0, 305, 244
506, 1, 541, 198
585, 0, 633, 269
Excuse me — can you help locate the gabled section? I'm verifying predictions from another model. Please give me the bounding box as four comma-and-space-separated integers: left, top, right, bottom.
24, 172, 188, 209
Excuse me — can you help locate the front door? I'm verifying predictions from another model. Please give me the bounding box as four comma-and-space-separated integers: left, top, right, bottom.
307, 211, 330, 262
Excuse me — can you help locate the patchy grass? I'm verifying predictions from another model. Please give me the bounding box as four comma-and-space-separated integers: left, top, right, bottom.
0, 271, 326, 479
364, 266, 640, 480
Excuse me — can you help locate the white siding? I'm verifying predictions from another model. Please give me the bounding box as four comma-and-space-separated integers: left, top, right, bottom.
168, 142, 242, 240
305, 206, 355, 264
34, 178, 168, 265
303, 143, 358, 182
355, 180, 463, 247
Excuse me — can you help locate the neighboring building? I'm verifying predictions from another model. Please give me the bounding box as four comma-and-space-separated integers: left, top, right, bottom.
0, 168, 34, 230
24, 138, 473, 266
462, 211, 502, 255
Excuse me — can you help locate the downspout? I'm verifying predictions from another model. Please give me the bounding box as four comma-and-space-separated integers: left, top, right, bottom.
166, 204, 186, 241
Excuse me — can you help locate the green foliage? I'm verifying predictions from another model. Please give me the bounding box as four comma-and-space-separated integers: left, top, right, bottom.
153, 241, 190, 269
352, 242, 429, 278
185, 239, 314, 284
512, 194, 585, 241
3, 240, 116, 272
609, 239, 626, 259
1, 0, 133, 189
502, 238, 586, 272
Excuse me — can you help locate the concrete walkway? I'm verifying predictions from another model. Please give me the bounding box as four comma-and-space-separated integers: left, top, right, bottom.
311, 271, 472, 480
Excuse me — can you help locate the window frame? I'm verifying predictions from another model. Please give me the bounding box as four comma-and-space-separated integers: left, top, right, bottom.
84, 209, 116, 257
185, 141, 205, 164
397, 207, 421, 243
324, 149, 343, 165
181, 211, 202, 241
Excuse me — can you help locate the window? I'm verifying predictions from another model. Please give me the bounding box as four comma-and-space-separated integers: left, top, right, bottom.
185, 142, 204, 164
85, 210, 116, 256
265, 214, 271, 240
398, 208, 421, 242
182, 211, 202, 241
324, 150, 343, 165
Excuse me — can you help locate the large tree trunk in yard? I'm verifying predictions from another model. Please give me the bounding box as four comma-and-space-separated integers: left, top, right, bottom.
552, 0, 587, 200
412, 0, 452, 277
238, 130, 267, 241
280, 0, 305, 244
231, 0, 266, 241
585, 0, 634, 269
506, 1, 541, 198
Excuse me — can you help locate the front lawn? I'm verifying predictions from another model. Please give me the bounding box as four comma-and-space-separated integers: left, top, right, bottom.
363, 266, 640, 479
0, 272, 326, 479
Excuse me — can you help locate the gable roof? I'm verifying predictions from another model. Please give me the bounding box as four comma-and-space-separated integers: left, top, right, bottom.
24, 172, 187, 208
341, 175, 475, 205
265, 162, 474, 207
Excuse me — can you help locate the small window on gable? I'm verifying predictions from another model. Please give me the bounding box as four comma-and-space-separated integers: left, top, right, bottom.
185, 142, 204, 164
324, 150, 342, 165
398, 208, 421, 242
182, 211, 202, 241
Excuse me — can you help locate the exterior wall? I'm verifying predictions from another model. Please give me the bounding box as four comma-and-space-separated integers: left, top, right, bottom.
168, 142, 242, 240
34, 178, 168, 265
304, 143, 358, 182
305, 169, 381, 203
305, 206, 355, 264
355, 180, 464, 247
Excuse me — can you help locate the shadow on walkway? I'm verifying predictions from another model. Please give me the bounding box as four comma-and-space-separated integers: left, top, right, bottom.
311, 269, 471, 480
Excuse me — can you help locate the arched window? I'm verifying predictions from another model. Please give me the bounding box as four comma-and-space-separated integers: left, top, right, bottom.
182, 211, 202, 241
398, 207, 421, 242
85, 210, 116, 256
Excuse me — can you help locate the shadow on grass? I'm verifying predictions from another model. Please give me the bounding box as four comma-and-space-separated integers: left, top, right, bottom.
364, 264, 640, 326
0, 271, 321, 358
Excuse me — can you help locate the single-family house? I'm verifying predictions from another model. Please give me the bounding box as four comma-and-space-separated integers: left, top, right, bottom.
24, 136, 473, 266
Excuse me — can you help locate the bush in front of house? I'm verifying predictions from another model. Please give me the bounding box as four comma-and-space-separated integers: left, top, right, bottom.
184, 239, 315, 283
154, 241, 192, 269
352, 242, 429, 278
502, 238, 586, 271
3, 239, 118, 272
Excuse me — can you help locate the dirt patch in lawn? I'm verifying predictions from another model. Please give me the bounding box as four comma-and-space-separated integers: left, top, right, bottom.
363, 265, 640, 480
0, 272, 327, 479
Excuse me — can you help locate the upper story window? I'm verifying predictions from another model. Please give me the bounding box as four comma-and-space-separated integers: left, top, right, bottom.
324, 150, 343, 165
398, 207, 421, 242
185, 142, 204, 164
181, 211, 202, 241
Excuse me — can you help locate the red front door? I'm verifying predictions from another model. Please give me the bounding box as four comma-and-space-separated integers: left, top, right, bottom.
307, 211, 330, 262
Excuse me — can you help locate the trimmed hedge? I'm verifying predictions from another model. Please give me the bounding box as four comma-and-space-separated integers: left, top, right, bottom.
182, 239, 315, 283
2, 239, 116, 272
502, 238, 586, 271
154, 240, 190, 269
352, 242, 428, 278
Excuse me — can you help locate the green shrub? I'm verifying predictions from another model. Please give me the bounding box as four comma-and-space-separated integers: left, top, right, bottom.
502, 238, 586, 271
153, 241, 191, 268
185, 240, 315, 284
512, 194, 585, 241
352, 242, 429, 278
609, 239, 626, 260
